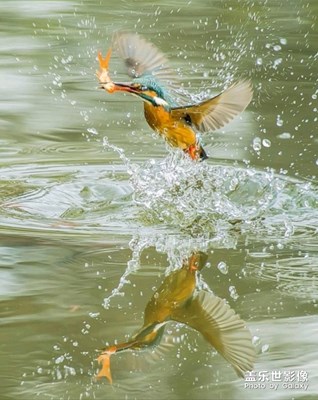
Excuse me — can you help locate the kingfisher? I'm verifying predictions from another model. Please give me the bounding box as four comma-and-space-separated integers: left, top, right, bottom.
96, 253, 256, 382
97, 32, 253, 160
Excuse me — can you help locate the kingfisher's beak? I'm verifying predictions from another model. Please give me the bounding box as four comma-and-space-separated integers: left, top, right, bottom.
114, 82, 141, 93
99, 81, 142, 94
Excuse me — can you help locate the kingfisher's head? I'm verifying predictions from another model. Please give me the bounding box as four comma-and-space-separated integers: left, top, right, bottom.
100, 76, 170, 108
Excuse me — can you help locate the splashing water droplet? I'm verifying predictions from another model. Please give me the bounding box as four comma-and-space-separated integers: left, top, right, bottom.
252, 336, 261, 346
276, 115, 284, 127
273, 58, 282, 69
229, 285, 239, 300
87, 127, 98, 135
262, 138, 271, 148
252, 137, 262, 151
277, 132, 291, 139
217, 261, 228, 274
55, 368, 62, 380
55, 355, 64, 364
261, 344, 270, 353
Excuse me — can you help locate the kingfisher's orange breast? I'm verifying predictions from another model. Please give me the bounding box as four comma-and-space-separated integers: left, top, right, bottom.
144, 103, 196, 150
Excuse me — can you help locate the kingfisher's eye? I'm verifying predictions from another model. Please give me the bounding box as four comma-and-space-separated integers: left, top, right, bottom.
132, 83, 147, 91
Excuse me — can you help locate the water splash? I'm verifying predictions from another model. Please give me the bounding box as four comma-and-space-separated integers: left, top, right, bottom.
127, 150, 318, 236
102, 235, 150, 309
131, 151, 283, 235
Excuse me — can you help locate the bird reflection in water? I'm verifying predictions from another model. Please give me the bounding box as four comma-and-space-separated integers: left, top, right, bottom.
96, 252, 256, 383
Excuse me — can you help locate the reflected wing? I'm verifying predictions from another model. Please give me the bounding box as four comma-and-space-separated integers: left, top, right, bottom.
113, 31, 178, 87
170, 80, 253, 133
172, 291, 256, 377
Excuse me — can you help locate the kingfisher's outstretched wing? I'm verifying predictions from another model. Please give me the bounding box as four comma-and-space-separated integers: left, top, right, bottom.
170, 80, 253, 133
113, 32, 178, 88
172, 290, 256, 377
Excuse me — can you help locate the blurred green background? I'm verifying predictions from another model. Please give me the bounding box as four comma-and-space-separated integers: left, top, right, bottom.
0, 1, 317, 399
